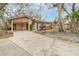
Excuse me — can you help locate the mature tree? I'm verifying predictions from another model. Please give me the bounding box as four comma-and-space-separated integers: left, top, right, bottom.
64, 3, 77, 32
0, 3, 7, 29
53, 3, 65, 32
65, 6, 79, 33
4, 3, 41, 20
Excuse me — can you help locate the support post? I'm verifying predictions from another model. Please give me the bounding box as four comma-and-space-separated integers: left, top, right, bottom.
28, 19, 32, 31
11, 20, 13, 32
34, 22, 38, 31
28, 22, 30, 31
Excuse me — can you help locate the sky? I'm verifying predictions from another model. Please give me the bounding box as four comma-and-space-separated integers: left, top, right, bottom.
29, 4, 57, 21
4, 3, 79, 22
41, 7, 57, 21
4, 3, 57, 22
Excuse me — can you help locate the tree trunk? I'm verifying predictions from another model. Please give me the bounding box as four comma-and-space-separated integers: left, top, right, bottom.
57, 4, 64, 32
70, 3, 76, 33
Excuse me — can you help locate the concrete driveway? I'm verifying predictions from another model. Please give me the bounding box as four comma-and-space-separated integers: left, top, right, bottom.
10, 31, 55, 56
1, 31, 79, 56
0, 31, 55, 56
0, 39, 31, 56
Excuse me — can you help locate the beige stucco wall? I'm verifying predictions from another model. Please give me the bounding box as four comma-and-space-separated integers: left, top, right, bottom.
10, 17, 52, 31
13, 18, 28, 23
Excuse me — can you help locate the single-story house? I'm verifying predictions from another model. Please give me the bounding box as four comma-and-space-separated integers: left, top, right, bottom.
8, 16, 52, 31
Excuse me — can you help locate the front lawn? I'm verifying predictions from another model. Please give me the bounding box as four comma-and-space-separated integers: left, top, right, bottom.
0, 30, 13, 39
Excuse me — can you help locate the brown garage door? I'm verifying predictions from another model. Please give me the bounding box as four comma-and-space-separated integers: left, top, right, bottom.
13, 23, 27, 31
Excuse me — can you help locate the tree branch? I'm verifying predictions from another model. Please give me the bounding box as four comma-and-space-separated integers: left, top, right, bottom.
64, 8, 70, 15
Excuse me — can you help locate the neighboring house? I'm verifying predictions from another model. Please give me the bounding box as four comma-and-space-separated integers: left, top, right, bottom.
8, 16, 52, 31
